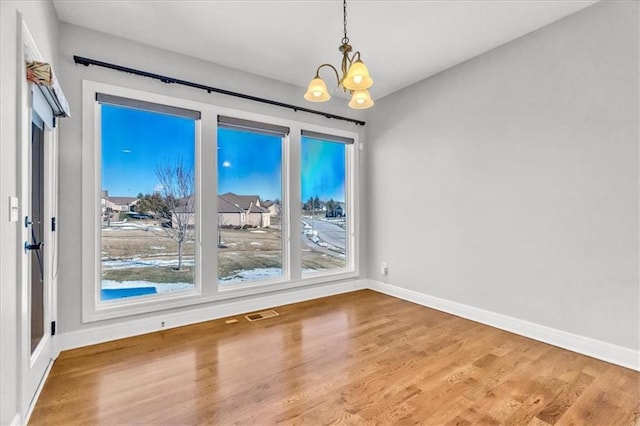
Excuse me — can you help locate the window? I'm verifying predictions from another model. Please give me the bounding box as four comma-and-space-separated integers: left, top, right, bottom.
301, 132, 351, 274
82, 81, 358, 322
99, 95, 199, 301
216, 117, 287, 285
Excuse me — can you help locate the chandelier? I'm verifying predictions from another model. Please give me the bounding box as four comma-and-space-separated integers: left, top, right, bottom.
304, 0, 374, 109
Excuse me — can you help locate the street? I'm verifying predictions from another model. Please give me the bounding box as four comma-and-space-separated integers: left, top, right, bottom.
307, 218, 346, 252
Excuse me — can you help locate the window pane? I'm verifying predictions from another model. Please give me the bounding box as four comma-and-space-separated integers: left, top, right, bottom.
100, 104, 197, 301
217, 127, 283, 285
301, 136, 347, 273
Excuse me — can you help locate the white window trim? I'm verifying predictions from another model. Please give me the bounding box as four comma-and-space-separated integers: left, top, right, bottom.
81, 80, 359, 323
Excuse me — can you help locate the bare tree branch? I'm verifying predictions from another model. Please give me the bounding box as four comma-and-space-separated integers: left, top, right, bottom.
153, 156, 195, 271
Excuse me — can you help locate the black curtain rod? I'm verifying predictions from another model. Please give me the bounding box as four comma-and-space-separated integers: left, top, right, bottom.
73, 56, 366, 126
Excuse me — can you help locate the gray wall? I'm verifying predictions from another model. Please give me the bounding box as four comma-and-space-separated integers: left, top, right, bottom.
56, 23, 367, 334
366, 0, 639, 350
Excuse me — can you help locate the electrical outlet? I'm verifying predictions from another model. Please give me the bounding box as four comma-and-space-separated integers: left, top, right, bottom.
381, 262, 388, 276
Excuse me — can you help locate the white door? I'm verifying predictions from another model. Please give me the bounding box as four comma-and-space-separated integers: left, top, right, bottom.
22, 86, 57, 417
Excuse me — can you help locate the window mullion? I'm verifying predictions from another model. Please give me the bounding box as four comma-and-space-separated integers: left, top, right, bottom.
288, 127, 302, 282
200, 109, 219, 296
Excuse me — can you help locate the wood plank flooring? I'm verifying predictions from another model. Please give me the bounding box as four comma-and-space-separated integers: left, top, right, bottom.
29, 290, 639, 425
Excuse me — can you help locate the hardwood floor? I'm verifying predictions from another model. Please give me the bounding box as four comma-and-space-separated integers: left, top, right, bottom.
29, 290, 639, 425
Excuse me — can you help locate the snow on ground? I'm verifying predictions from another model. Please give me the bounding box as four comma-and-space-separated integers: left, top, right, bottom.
103, 264, 338, 289
102, 258, 195, 269
219, 267, 282, 284
103, 267, 283, 289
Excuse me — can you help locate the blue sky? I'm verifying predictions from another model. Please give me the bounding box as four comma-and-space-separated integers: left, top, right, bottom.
101, 104, 195, 197
301, 137, 346, 202
102, 105, 345, 202
217, 128, 282, 200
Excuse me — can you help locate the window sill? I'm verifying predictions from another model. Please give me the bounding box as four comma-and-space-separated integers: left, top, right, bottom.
83, 271, 358, 323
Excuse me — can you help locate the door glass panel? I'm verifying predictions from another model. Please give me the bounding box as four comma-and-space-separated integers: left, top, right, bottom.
30, 121, 45, 353
100, 104, 197, 300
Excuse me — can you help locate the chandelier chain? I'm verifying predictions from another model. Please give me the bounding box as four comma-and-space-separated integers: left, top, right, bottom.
342, 0, 349, 45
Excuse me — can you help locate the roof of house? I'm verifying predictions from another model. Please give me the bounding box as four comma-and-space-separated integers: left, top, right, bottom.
217, 196, 244, 213
106, 196, 138, 205
219, 192, 269, 214
140, 193, 272, 214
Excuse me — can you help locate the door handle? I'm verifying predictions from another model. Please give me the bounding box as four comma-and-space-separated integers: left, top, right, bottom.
24, 241, 44, 253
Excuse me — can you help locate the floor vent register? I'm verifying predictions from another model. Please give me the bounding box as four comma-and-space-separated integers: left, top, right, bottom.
245, 309, 280, 322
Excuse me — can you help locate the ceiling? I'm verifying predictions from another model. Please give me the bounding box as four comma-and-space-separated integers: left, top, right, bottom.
52, 0, 598, 101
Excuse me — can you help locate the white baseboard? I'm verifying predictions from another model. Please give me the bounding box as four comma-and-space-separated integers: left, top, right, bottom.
364, 279, 639, 372
55, 278, 638, 372
57, 279, 363, 353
